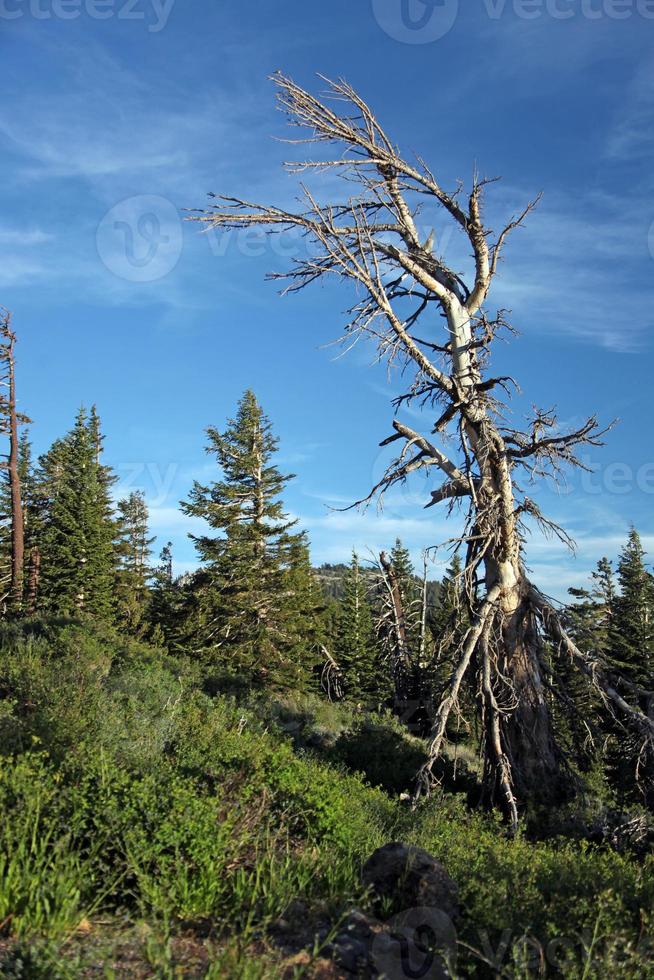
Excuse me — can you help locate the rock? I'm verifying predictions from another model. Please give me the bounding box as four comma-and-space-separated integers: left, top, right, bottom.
361, 842, 459, 920
339, 908, 378, 941
331, 935, 370, 974
370, 906, 457, 979
321, 910, 380, 976
285, 899, 309, 918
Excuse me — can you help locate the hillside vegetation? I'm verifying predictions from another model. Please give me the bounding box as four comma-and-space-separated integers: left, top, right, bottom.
0, 620, 652, 978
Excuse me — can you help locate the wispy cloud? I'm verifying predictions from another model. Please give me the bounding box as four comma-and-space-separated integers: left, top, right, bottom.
484, 185, 653, 351
605, 61, 654, 161
0, 227, 53, 246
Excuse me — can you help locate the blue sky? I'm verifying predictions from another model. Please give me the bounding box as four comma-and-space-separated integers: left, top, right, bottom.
1, 0, 653, 598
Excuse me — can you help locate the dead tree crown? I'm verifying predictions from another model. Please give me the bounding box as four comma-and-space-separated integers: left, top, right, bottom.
191, 73, 654, 826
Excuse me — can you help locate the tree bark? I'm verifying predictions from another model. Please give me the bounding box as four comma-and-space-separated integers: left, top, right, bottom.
7, 342, 24, 608
0, 314, 26, 612
494, 575, 563, 807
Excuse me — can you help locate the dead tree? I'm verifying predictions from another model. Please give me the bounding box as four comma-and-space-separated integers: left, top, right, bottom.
191, 74, 654, 824
319, 644, 345, 702
0, 311, 30, 612
376, 549, 434, 733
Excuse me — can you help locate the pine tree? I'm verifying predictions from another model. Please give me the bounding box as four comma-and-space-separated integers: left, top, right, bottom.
148, 541, 185, 646
279, 530, 325, 663
38, 407, 118, 621
116, 490, 155, 634
558, 564, 612, 778
564, 586, 598, 653
17, 431, 34, 521
335, 551, 379, 699
431, 554, 465, 651
612, 529, 654, 686
180, 390, 316, 688
17, 432, 41, 613
388, 537, 421, 654
389, 539, 419, 605
429, 553, 474, 735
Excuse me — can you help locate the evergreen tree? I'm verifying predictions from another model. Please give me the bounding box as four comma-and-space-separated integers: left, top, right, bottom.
148, 541, 187, 647
564, 544, 653, 794
180, 390, 316, 688
388, 537, 421, 653
431, 553, 465, 652
17, 433, 45, 617
558, 568, 607, 778
38, 407, 118, 620
612, 529, 654, 686
116, 490, 155, 634
592, 556, 617, 642
564, 586, 598, 653
335, 551, 379, 699
89, 405, 104, 465
565, 557, 617, 659
279, 530, 325, 661
17, 431, 35, 522
389, 538, 418, 603
429, 553, 474, 735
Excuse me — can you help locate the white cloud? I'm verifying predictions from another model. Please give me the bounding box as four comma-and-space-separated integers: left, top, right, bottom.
0, 255, 51, 288
0, 227, 53, 246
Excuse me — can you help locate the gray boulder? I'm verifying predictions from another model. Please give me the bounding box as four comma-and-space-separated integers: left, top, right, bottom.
361, 842, 459, 920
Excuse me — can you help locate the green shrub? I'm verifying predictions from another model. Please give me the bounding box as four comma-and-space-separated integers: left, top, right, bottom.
169, 694, 396, 856
1, 622, 653, 978
0, 755, 88, 939
327, 711, 429, 795
0, 940, 78, 979
408, 795, 654, 977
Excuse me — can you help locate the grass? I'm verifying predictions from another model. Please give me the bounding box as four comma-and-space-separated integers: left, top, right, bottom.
0, 620, 652, 977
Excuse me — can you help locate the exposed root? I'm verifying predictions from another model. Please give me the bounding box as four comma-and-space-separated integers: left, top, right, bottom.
414, 584, 501, 800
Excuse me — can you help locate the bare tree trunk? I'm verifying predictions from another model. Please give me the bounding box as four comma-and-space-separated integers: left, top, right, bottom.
7, 343, 24, 608
492, 573, 562, 807
0, 312, 28, 613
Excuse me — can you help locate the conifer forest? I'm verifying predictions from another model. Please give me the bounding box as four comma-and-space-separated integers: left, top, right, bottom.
1, 4, 654, 978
